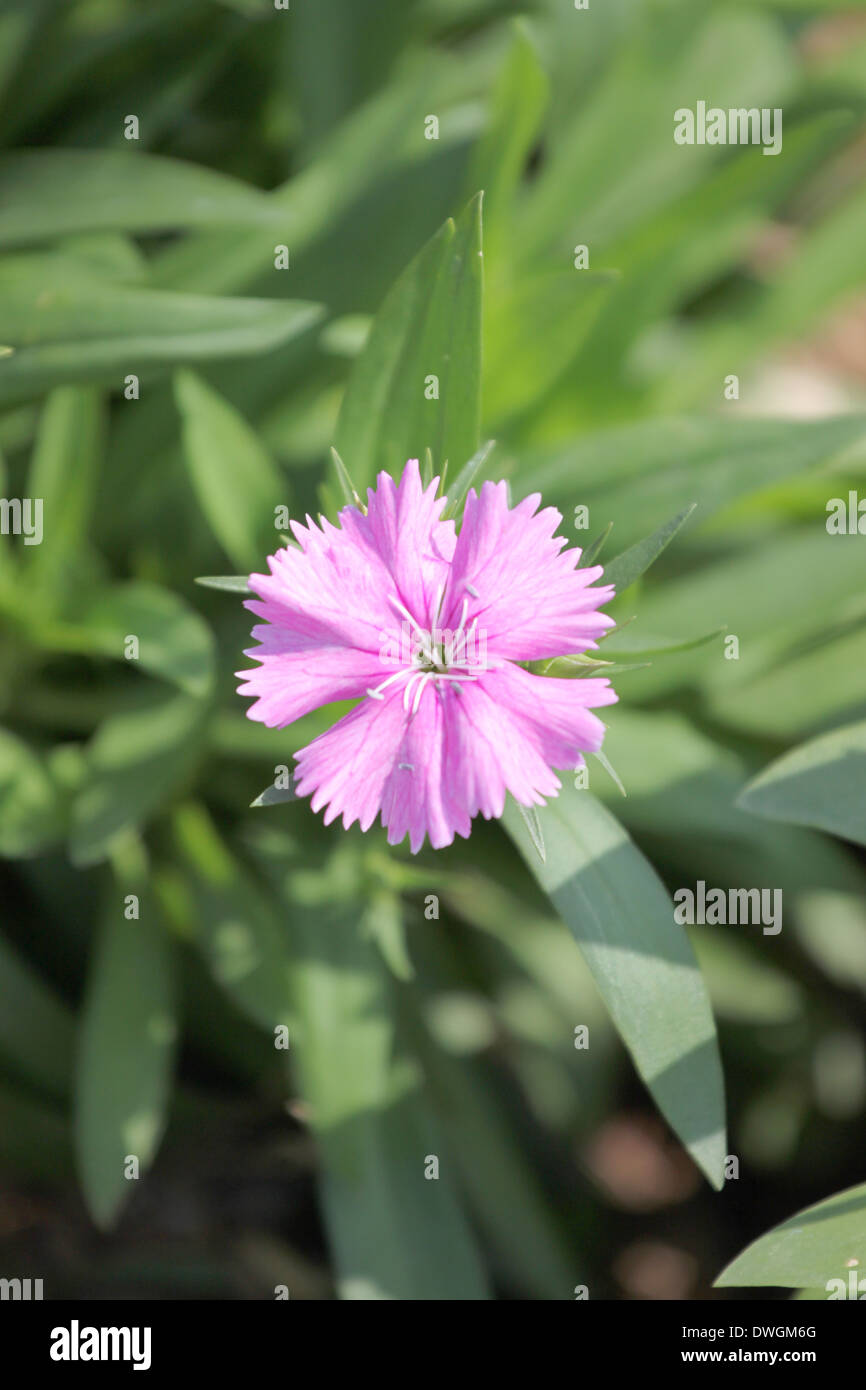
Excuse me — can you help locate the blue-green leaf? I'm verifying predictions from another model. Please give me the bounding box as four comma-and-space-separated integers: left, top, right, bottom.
503, 786, 726, 1188
738, 720, 866, 848
716, 1182, 866, 1289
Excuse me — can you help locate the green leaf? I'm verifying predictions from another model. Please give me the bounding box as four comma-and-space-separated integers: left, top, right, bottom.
0, 149, 289, 249
691, 928, 803, 1027
37, 582, 216, 698
442, 439, 495, 520
708, 624, 866, 740
632, 529, 866, 701
406, 1008, 578, 1301
85, 584, 215, 698
600, 626, 726, 660
195, 575, 253, 594
540, 654, 650, 680
174, 369, 287, 571
151, 57, 482, 297
591, 708, 866, 901
516, 6, 792, 263
484, 270, 615, 426
329, 446, 361, 508
289, 0, 418, 154
744, 183, 866, 363
171, 803, 295, 1033
0, 728, 67, 858
503, 786, 726, 1188
591, 748, 627, 798
70, 691, 209, 867
580, 522, 613, 568
522, 415, 866, 553
738, 721, 866, 848
288, 897, 491, 1300
75, 895, 177, 1229
0, 256, 322, 405
464, 20, 548, 259
0, 928, 74, 1099
333, 194, 483, 491
601, 503, 696, 595
515, 801, 545, 863
795, 891, 866, 999
362, 889, 414, 983
716, 1182, 866, 1289
25, 385, 104, 601
251, 779, 299, 808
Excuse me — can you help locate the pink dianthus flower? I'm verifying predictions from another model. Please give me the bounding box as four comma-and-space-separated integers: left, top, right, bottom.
238, 458, 617, 851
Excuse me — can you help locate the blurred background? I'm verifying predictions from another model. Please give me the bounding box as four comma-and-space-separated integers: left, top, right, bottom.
1, 0, 866, 1300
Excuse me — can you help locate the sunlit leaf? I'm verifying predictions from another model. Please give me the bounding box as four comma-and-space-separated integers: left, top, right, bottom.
503, 787, 726, 1188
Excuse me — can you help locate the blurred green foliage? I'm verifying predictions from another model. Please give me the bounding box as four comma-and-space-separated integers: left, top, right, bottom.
1, 0, 866, 1300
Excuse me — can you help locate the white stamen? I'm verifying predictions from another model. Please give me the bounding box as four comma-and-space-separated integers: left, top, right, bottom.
411, 672, 433, 716
366, 669, 410, 701
403, 670, 426, 711
388, 593, 427, 640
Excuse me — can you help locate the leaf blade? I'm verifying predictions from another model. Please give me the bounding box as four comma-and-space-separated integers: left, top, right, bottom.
75, 895, 177, 1229
716, 1182, 866, 1289
0, 150, 288, 249
602, 503, 697, 596
333, 195, 483, 492
503, 787, 726, 1188
175, 369, 286, 571
738, 720, 866, 848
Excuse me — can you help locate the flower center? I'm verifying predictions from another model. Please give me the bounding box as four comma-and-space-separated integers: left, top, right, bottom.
366, 592, 486, 715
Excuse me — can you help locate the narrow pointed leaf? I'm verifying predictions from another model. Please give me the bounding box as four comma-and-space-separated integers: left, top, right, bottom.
716, 1182, 866, 1289
75, 897, 177, 1229
503, 787, 726, 1188
334, 195, 482, 491
195, 575, 253, 594
601, 626, 726, 659
602, 503, 697, 596
251, 780, 299, 808
0, 149, 289, 248
0, 257, 322, 405
515, 800, 545, 863
287, 897, 492, 1300
591, 749, 627, 798
175, 369, 286, 571
738, 720, 866, 848
580, 522, 613, 568
330, 446, 360, 508
442, 439, 496, 519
